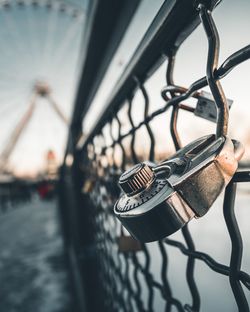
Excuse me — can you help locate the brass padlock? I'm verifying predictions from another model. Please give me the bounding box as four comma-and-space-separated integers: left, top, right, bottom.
114, 134, 244, 242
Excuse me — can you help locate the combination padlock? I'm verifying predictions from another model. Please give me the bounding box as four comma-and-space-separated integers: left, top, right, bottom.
114, 134, 244, 242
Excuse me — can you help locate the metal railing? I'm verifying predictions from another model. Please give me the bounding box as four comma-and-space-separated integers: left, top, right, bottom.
60, 1, 250, 311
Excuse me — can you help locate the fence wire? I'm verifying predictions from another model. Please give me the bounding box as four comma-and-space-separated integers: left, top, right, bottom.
64, 4, 250, 312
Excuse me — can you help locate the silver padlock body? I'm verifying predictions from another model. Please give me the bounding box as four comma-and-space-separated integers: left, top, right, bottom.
168, 135, 243, 216
175, 162, 225, 216
114, 135, 244, 242
114, 179, 194, 242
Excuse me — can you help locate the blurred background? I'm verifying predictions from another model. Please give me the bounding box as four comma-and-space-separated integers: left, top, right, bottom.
1, 0, 250, 179
0, 1, 87, 311
0, 0, 86, 178
0, 0, 250, 311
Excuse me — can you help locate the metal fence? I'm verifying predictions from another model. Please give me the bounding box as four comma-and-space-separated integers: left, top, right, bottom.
60, 1, 250, 311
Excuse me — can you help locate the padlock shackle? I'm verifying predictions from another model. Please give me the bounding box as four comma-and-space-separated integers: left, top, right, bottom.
199, 4, 229, 138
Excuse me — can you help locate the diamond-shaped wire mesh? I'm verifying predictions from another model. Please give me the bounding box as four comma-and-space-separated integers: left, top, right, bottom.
60, 4, 250, 312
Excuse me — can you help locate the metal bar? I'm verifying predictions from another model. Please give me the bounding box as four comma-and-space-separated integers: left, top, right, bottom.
223, 182, 249, 311
69, 0, 141, 146
60, 1, 250, 310
80, 44, 250, 156
232, 171, 250, 183
164, 238, 250, 289
136, 79, 155, 162
77, 0, 219, 150
0, 95, 37, 172
199, 4, 229, 138
47, 94, 69, 125
127, 96, 138, 164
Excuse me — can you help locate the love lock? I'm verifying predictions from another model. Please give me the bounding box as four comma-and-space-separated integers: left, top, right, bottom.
114, 134, 244, 242
114, 2, 245, 242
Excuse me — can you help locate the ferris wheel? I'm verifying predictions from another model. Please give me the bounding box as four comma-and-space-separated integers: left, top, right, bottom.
0, 0, 86, 175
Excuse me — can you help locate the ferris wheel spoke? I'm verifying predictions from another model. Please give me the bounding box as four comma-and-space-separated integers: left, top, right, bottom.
21, 5, 39, 68
30, 5, 48, 76
0, 103, 27, 117
1, 7, 31, 65
0, 70, 30, 81
52, 17, 82, 71
0, 24, 23, 59
0, 96, 36, 171
0, 33, 20, 61
0, 0, 86, 173
0, 70, 30, 83
0, 87, 29, 101
0, 98, 28, 118
41, 3, 59, 74
42, 4, 60, 77
25, 5, 43, 74
55, 35, 82, 84
0, 103, 30, 129
47, 94, 68, 124
0, 83, 29, 94
0, 35, 31, 75
0, 93, 29, 108
0, 89, 28, 102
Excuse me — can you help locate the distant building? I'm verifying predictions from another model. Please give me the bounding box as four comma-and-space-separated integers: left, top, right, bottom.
45, 150, 58, 180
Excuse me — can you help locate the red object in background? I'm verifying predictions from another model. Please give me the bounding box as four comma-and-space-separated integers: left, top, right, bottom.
37, 182, 54, 199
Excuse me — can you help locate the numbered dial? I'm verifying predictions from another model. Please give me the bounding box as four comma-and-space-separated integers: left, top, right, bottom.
119, 163, 155, 196
115, 178, 169, 213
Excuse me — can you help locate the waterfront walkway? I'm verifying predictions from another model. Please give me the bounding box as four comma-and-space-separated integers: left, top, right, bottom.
0, 196, 73, 312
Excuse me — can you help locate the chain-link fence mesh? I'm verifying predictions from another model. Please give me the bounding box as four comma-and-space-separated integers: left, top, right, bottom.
60, 3, 250, 311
